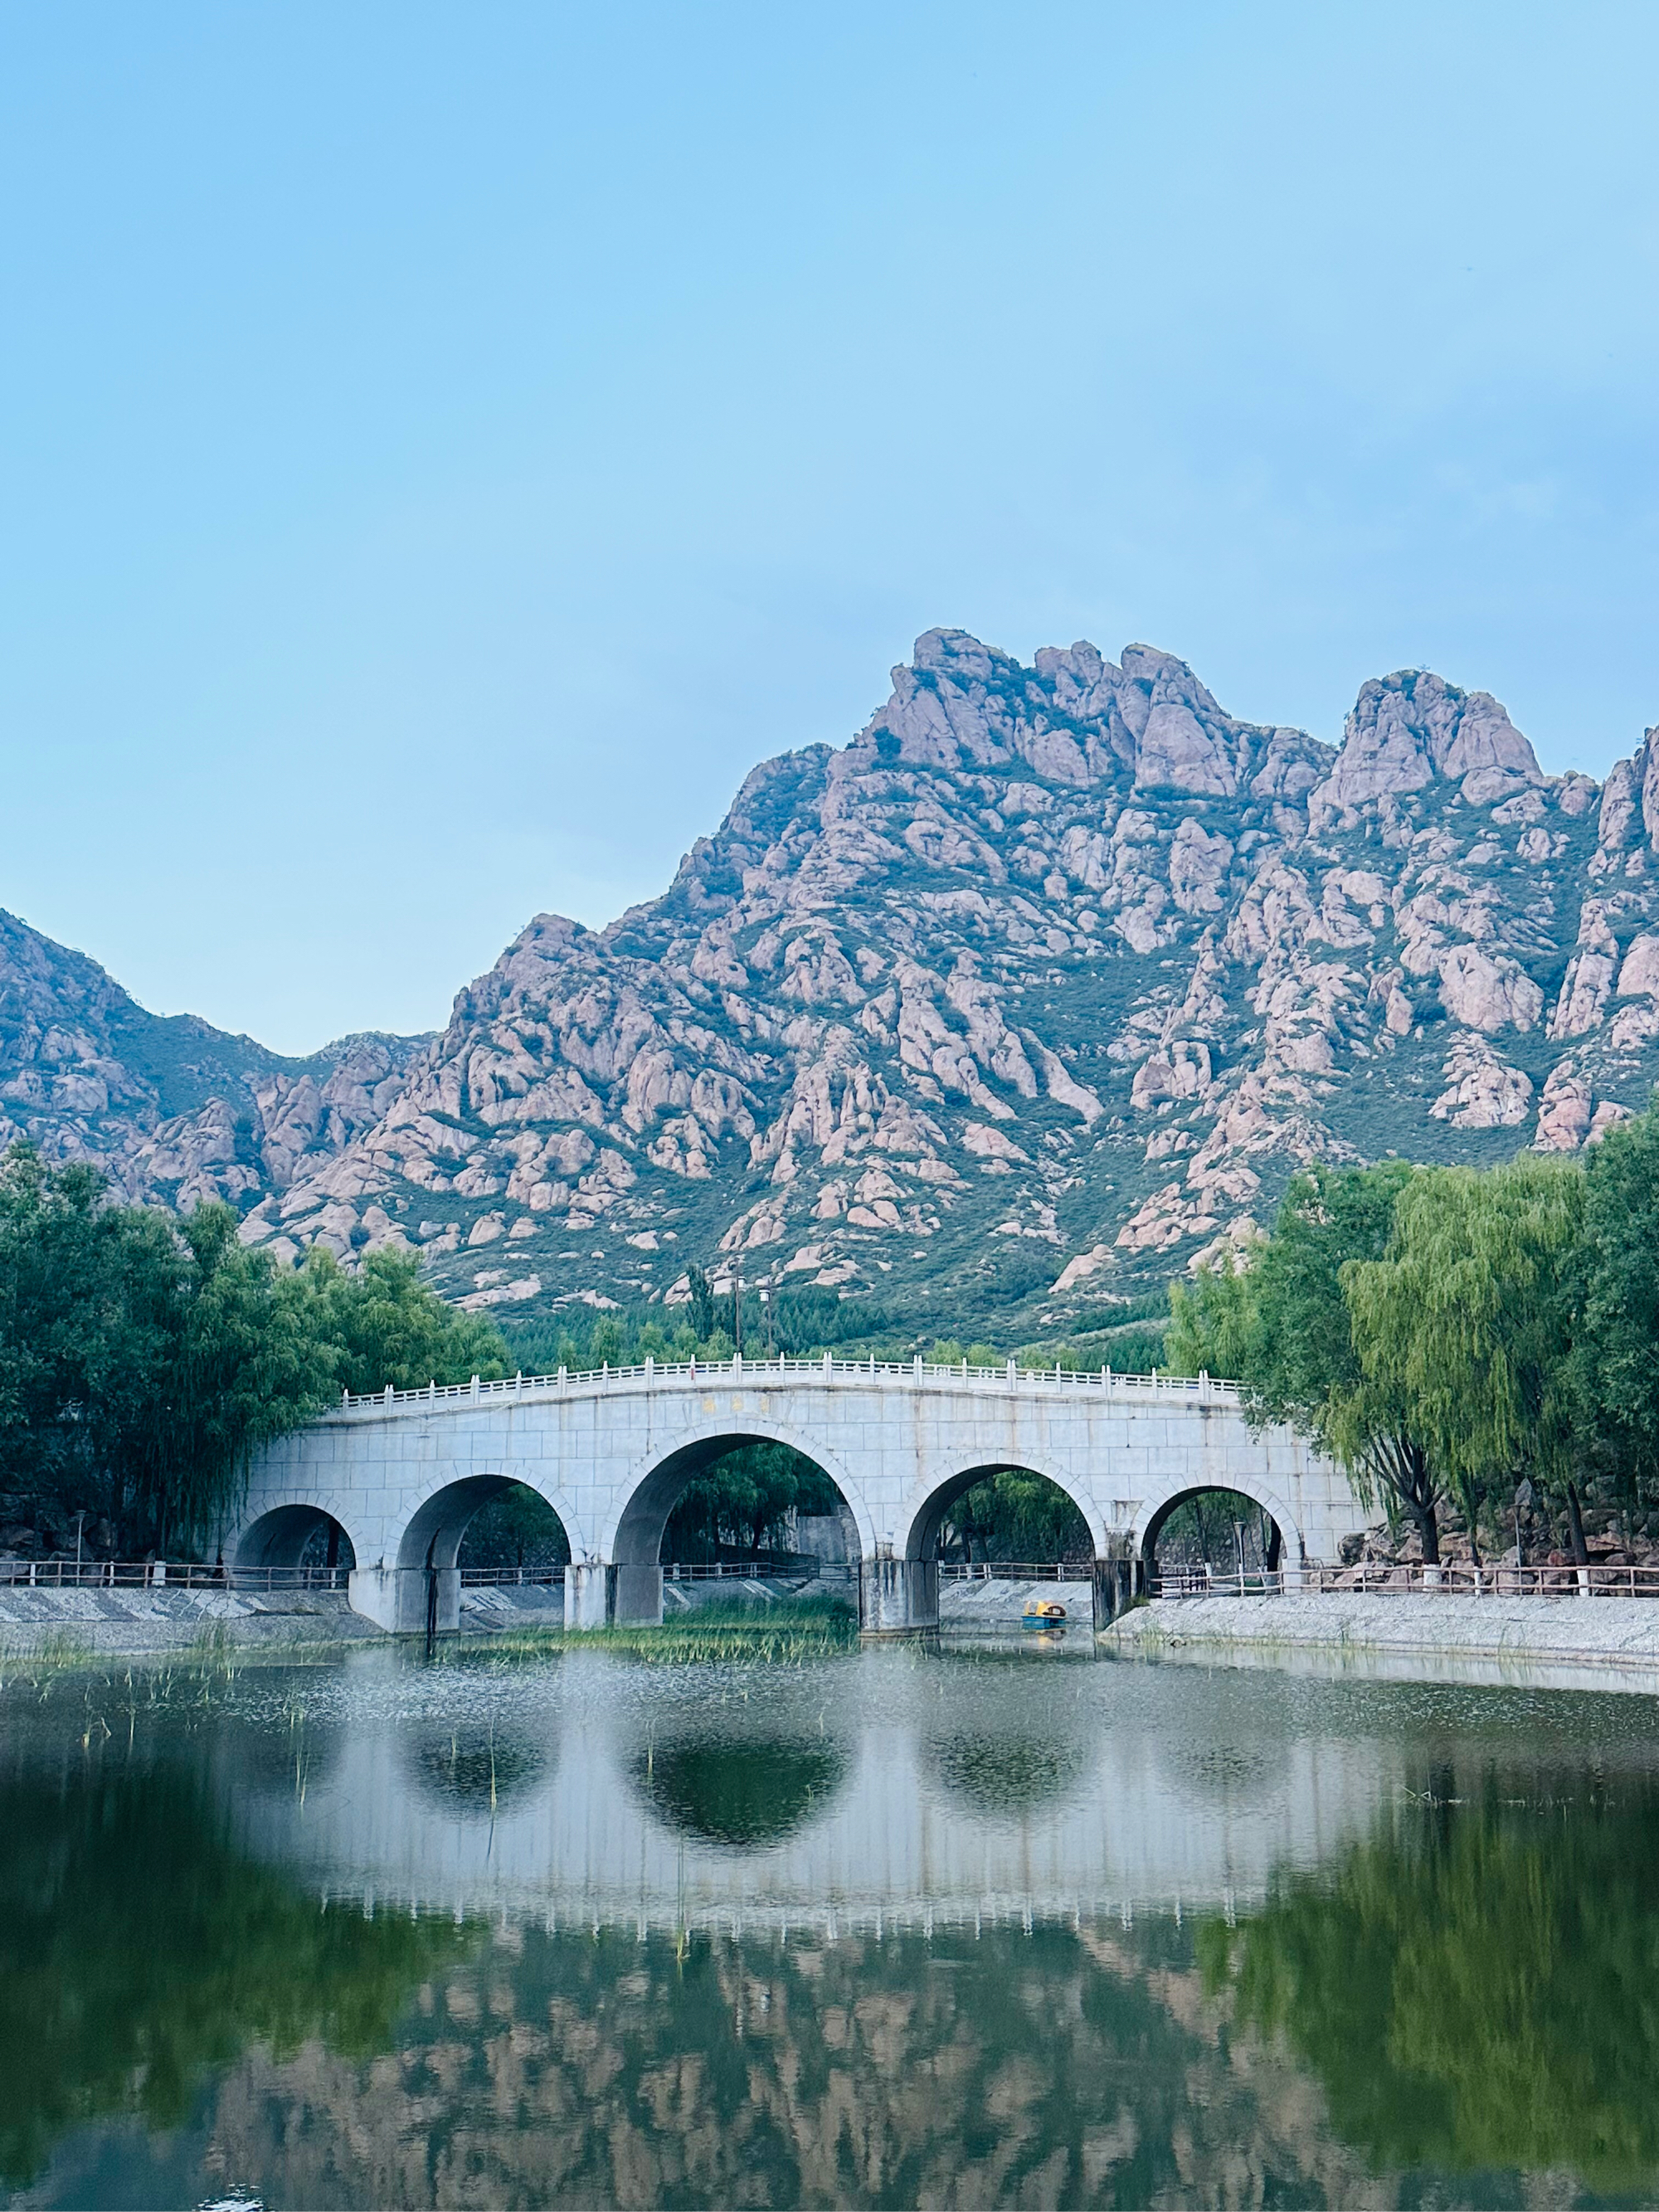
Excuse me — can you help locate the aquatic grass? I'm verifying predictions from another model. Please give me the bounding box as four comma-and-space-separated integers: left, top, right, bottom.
436, 1591, 861, 1667
0, 1629, 95, 1684
581, 1589, 859, 1665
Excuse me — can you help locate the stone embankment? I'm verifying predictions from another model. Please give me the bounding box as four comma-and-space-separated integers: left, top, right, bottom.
940, 1576, 1093, 1629
0, 1584, 382, 1659
1107, 1592, 1659, 1694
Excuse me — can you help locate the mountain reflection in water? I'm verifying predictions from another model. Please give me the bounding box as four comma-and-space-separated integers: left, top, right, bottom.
4, 1646, 1659, 2207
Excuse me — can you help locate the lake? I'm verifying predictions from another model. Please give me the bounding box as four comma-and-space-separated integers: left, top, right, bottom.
4, 1633, 1659, 2208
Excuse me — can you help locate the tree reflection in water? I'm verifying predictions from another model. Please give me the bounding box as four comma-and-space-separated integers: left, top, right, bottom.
0, 1762, 473, 2189
411, 1727, 546, 1811
1204, 1772, 1659, 2192
930, 1733, 1084, 1816
633, 1738, 846, 1846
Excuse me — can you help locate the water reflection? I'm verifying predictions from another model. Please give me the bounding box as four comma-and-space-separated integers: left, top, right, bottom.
6, 1652, 1659, 2206
0, 1762, 470, 2193
410, 1726, 547, 1811
929, 1732, 1085, 1817
1204, 1769, 1659, 2194
634, 1738, 847, 1847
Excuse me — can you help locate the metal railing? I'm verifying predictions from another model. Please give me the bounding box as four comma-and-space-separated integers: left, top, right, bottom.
939, 1561, 1092, 1582
663, 1557, 822, 1582
0, 1558, 351, 1592
1152, 1561, 1659, 1600
333, 1354, 1239, 1417
458, 1564, 566, 1587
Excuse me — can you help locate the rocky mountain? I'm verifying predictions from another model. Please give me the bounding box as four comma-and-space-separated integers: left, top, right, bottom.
9, 630, 1657, 1337
0, 907, 430, 1210
217, 629, 1659, 1336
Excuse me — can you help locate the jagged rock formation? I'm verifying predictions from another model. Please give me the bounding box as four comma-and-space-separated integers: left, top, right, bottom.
0, 909, 429, 1210
221, 630, 1659, 1332
8, 632, 1657, 1332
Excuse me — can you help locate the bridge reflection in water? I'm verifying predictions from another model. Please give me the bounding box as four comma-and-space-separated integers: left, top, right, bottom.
220, 1645, 1393, 1933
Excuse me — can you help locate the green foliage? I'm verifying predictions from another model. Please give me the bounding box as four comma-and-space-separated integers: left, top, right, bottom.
938, 1470, 1090, 1562
1168, 1265, 1258, 1378
1572, 1098, 1659, 1511
1342, 1157, 1583, 1534
0, 1148, 331, 1553
0, 1143, 512, 1555
1152, 1488, 1280, 1572
299, 1245, 508, 1395
1204, 1782, 1659, 2189
455, 1482, 571, 1569
927, 1339, 1004, 1369
1188, 1160, 1450, 1558
0, 1760, 472, 2186
1014, 1324, 1170, 1373
664, 1441, 840, 1558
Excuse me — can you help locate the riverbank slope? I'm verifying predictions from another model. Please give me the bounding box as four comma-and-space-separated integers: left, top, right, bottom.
1107, 1592, 1659, 1694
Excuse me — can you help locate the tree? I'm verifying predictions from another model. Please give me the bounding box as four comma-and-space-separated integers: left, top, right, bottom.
1571, 1099, 1659, 1523
299, 1246, 509, 1396
1167, 1262, 1259, 1381
0, 1150, 337, 1553
937, 1471, 1091, 1562
1341, 1158, 1584, 1559
1220, 1162, 1444, 1561
663, 1441, 839, 1558
113, 1203, 336, 1555
0, 1145, 515, 1557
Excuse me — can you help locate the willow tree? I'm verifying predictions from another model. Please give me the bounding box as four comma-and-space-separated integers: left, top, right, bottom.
1342, 1157, 1584, 1561
1571, 1098, 1659, 1522
1205, 1160, 1444, 1560
297, 1245, 509, 1396
1167, 1257, 1260, 1381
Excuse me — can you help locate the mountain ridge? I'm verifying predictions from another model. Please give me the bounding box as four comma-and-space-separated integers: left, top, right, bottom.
8, 628, 1657, 1338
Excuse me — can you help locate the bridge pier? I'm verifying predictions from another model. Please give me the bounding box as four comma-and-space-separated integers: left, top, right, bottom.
1090, 1553, 1141, 1631
565, 1563, 611, 1630
613, 1563, 664, 1626
348, 1566, 460, 1635
860, 1557, 938, 1636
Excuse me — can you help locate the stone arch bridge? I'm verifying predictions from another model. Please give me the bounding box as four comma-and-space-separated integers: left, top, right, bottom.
228, 1354, 1363, 1634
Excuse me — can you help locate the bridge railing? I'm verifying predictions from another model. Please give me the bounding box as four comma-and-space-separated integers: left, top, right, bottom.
939, 1561, 1090, 1582
1153, 1562, 1659, 1600
458, 1564, 567, 1587
0, 1558, 351, 1593
333, 1354, 1243, 1416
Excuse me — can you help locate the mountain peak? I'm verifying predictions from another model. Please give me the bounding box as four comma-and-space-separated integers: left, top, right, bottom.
7, 638, 1655, 1339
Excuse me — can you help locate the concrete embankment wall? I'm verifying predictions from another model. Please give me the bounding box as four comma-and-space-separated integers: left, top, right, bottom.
1107, 1592, 1659, 1695
0, 1586, 382, 1658
940, 1577, 1094, 1629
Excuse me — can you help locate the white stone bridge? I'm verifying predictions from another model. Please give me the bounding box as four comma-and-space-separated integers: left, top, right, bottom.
229, 1354, 1364, 1634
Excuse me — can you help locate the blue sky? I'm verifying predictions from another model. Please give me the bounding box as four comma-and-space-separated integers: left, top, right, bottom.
3, 2, 1657, 1053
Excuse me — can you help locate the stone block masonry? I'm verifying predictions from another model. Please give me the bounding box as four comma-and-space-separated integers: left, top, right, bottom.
227, 1355, 1362, 1635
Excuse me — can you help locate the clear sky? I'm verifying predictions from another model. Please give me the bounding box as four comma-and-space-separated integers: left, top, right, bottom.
3, 2, 1657, 1054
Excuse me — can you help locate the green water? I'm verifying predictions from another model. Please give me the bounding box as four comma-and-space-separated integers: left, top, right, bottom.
3, 1640, 1659, 2208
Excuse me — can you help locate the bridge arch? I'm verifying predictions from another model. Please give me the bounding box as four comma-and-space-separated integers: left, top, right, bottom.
1130, 1471, 1301, 1575
394, 1466, 585, 1574
606, 1414, 877, 1568
233, 1500, 361, 1577
898, 1457, 1109, 1564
